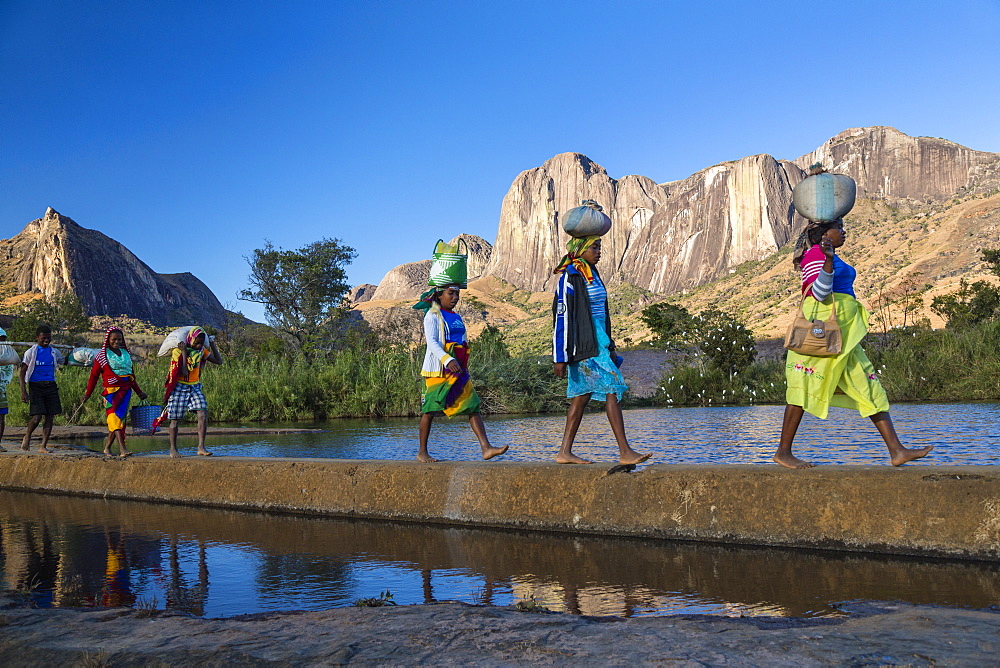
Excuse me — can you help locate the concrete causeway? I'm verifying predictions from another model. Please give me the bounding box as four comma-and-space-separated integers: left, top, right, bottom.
2, 453, 999, 561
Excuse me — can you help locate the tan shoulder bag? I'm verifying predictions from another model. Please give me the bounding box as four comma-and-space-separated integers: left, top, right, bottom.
783, 293, 842, 357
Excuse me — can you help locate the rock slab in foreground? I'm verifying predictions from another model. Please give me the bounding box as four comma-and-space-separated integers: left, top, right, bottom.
0, 599, 995, 665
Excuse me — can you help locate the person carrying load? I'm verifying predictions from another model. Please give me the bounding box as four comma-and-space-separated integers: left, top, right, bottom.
80, 326, 148, 458
414, 238, 508, 463
157, 326, 223, 458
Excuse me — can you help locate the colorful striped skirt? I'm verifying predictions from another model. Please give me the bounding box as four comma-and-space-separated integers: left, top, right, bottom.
103, 380, 134, 432
421, 342, 481, 416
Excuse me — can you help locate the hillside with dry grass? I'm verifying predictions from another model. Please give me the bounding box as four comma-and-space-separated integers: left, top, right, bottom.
352, 188, 1000, 354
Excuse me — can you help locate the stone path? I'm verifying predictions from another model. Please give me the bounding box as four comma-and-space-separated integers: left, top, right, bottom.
0, 598, 995, 665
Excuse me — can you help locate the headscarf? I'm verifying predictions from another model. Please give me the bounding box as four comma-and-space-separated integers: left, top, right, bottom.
182, 326, 208, 371
413, 287, 444, 313
553, 235, 601, 283
93, 325, 126, 370
791, 219, 841, 270
412, 284, 462, 314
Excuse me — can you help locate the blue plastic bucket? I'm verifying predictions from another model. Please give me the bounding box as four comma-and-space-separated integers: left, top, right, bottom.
131, 404, 162, 435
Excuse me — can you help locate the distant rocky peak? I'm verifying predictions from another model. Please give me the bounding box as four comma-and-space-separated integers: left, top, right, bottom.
794, 126, 1000, 201
0, 209, 230, 327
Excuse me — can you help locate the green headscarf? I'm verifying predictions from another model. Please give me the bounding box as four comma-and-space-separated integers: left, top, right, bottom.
552, 235, 601, 282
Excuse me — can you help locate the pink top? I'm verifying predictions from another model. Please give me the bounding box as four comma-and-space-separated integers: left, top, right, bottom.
799, 245, 827, 299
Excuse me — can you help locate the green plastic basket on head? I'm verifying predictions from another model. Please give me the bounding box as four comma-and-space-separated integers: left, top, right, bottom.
429, 238, 468, 288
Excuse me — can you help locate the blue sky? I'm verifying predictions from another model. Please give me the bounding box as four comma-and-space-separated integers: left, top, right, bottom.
2, 0, 998, 321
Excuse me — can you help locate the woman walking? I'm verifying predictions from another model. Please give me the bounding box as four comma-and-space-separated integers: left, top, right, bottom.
81, 326, 147, 457
774, 219, 934, 468
552, 235, 650, 465
415, 284, 508, 463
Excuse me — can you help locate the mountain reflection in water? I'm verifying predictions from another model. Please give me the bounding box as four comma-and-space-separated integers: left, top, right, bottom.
2, 490, 999, 619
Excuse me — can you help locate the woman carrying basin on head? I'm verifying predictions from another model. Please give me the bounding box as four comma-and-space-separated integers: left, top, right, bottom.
414, 238, 508, 463
81, 326, 148, 458
551, 200, 650, 465
775, 169, 933, 468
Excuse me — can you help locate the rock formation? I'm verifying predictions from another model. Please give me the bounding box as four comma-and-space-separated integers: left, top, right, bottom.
793, 126, 1000, 202
450, 233, 493, 279
482, 127, 1000, 294
370, 260, 433, 301
349, 284, 378, 304
483, 152, 808, 293
0, 208, 230, 327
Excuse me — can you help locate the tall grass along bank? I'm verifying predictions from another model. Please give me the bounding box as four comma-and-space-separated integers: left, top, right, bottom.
5, 344, 567, 427
652, 321, 1000, 407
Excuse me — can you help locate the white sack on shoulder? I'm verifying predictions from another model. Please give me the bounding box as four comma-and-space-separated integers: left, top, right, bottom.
158, 326, 196, 357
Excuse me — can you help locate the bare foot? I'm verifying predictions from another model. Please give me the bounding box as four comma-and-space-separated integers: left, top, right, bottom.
482, 445, 509, 461
120, 451, 133, 459
0, 445, 6, 452
38, 447, 51, 454
620, 451, 652, 465
773, 452, 815, 469
20, 444, 29, 452
169, 449, 183, 459
891, 445, 934, 467
555, 453, 593, 464
197, 450, 214, 457
103, 449, 112, 456
416, 453, 439, 463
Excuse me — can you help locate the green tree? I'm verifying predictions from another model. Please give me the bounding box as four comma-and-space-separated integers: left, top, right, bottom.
930, 248, 1000, 329
640, 302, 693, 346
982, 248, 1000, 276
472, 324, 511, 363
9, 292, 91, 344
239, 238, 357, 354
692, 309, 757, 376
930, 279, 1000, 329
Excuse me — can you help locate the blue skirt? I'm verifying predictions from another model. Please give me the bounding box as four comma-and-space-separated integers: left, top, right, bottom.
566, 315, 628, 402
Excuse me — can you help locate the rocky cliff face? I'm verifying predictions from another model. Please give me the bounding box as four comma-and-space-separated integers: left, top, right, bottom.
349, 284, 378, 304
793, 126, 1000, 202
483, 127, 1000, 293
0, 208, 229, 327
484, 152, 807, 293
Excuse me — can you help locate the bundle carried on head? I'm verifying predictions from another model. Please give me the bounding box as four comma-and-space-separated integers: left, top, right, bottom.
790, 166, 858, 269
414, 238, 469, 312
157, 325, 208, 357
793, 164, 857, 223
562, 199, 612, 238
428, 238, 468, 289
552, 200, 612, 283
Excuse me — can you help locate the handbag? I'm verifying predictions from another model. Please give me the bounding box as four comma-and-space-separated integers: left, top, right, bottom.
783, 294, 842, 357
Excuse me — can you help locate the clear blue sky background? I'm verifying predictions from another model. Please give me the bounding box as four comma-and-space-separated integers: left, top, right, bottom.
2, 0, 998, 321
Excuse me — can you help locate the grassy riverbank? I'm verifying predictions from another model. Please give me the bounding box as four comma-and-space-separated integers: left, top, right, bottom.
652, 320, 1000, 407
3, 342, 566, 427
4, 320, 996, 428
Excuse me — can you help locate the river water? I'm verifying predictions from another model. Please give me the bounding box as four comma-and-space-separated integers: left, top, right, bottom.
10, 402, 994, 618
2, 490, 999, 619
107, 402, 1000, 465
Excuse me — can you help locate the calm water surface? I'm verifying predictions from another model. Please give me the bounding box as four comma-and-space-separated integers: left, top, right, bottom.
2, 490, 999, 619
107, 403, 1000, 465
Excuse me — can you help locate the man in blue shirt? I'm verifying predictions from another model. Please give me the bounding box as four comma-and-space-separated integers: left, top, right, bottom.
19, 325, 64, 453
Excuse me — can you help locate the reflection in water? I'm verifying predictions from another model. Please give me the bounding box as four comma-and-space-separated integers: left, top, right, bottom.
109, 403, 1000, 465
1, 490, 999, 619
